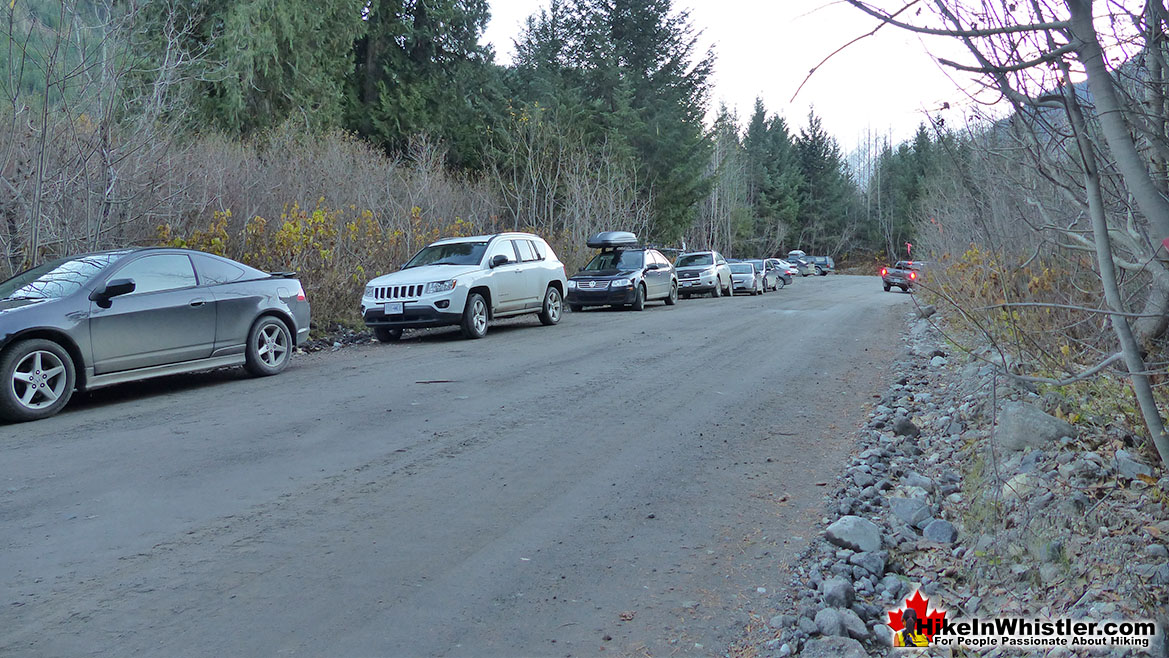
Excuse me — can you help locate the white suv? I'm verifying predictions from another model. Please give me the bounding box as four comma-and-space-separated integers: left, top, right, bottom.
361, 232, 568, 340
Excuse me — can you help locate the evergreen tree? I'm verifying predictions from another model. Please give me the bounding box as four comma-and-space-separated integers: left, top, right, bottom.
794, 109, 854, 253
349, 0, 502, 169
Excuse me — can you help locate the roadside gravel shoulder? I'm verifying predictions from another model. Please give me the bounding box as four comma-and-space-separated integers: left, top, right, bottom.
735, 303, 1169, 658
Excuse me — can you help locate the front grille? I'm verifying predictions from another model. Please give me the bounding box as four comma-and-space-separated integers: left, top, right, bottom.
576, 280, 609, 290
678, 272, 699, 279
374, 284, 422, 300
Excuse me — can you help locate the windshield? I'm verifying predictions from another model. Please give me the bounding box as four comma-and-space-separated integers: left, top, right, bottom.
583, 250, 643, 271
405, 241, 488, 268
0, 252, 128, 301
729, 263, 754, 274
675, 253, 712, 268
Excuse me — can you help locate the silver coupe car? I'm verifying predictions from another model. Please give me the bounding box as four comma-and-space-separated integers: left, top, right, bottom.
0, 248, 310, 422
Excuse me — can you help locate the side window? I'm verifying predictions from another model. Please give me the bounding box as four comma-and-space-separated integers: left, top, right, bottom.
515, 239, 537, 262
652, 252, 668, 268
112, 254, 197, 295
192, 254, 246, 285
486, 239, 518, 264
529, 240, 545, 260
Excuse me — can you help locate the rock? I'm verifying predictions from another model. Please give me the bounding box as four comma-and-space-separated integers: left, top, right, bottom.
872, 623, 895, 647
1145, 544, 1169, 559
839, 608, 870, 640
1115, 449, 1154, 480
930, 355, 947, 367
995, 401, 1076, 452
822, 577, 855, 608
922, 518, 958, 544
890, 497, 931, 527
892, 417, 920, 437
918, 305, 937, 319
799, 636, 869, 658
848, 551, 887, 577
1001, 472, 1041, 501
814, 608, 846, 637
852, 472, 875, 488
826, 516, 883, 553
770, 614, 795, 630
798, 616, 819, 636
903, 472, 936, 493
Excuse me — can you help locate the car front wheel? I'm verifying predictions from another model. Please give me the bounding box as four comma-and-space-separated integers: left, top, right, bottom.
631, 284, 646, 311
539, 286, 562, 325
0, 339, 76, 422
245, 316, 292, 376
461, 292, 489, 339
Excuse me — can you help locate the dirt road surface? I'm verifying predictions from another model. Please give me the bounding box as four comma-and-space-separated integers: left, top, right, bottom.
2, 275, 910, 657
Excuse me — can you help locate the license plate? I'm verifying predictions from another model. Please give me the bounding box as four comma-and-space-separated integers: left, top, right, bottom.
384, 302, 403, 314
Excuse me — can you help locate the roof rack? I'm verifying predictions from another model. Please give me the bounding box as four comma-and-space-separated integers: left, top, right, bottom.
586, 231, 639, 249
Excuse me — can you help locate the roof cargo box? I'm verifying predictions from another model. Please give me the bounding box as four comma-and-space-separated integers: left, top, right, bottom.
586, 231, 639, 249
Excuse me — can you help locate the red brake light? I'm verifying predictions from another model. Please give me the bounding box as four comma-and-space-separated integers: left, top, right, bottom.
880, 268, 887, 276
296, 285, 306, 301
909, 271, 916, 280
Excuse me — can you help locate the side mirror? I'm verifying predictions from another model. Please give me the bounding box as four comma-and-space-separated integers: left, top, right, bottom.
490, 254, 510, 268
645, 263, 660, 271
89, 278, 135, 307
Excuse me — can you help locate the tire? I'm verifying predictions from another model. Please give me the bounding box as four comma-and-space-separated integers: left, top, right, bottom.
726, 280, 733, 297
631, 284, 646, 311
0, 339, 76, 422
461, 292, 489, 339
816, 266, 825, 276
664, 282, 678, 305
245, 316, 293, 376
569, 303, 583, 313
712, 282, 721, 298
538, 286, 563, 325
776, 277, 785, 290
883, 284, 892, 292
374, 327, 403, 342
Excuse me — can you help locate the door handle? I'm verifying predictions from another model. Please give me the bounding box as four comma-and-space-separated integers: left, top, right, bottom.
189, 298, 206, 307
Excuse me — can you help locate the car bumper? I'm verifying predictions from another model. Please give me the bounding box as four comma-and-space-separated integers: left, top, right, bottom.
884, 277, 911, 287
732, 280, 756, 291
677, 277, 716, 292
566, 287, 638, 306
363, 305, 462, 329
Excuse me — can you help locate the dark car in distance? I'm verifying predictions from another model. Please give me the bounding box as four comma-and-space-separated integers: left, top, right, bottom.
566, 232, 678, 311
0, 248, 310, 422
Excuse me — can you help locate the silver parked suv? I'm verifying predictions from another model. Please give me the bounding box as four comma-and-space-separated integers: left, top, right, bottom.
361, 232, 568, 340
674, 250, 733, 298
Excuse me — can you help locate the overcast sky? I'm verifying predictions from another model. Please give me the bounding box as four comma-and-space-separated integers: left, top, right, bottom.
480, 0, 978, 150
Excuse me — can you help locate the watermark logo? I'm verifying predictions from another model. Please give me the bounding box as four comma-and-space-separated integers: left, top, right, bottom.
887, 590, 1160, 650
888, 590, 947, 647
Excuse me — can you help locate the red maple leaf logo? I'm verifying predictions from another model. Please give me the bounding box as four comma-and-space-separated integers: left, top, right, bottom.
888, 590, 947, 641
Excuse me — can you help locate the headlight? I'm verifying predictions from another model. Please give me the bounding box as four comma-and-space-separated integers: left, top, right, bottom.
701, 267, 716, 276
364, 285, 375, 298
424, 279, 457, 294
614, 278, 635, 287
567, 280, 577, 289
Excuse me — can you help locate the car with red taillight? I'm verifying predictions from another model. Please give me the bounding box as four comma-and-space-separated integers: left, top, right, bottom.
882, 261, 924, 292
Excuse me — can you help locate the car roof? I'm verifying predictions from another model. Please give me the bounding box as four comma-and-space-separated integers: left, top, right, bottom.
431, 232, 543, 244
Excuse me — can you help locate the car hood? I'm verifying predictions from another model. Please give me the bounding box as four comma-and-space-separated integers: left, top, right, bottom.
367, 264, 482, 286
571, 269, 638, 280
0, 297, 53, 313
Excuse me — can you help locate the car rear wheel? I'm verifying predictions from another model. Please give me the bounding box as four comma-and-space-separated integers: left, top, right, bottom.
816, 266, 825, 276
245, 316, 292, 376
0, 339, 76, 422
776, 277, 785, 290
539, 286, 562, 325
374, 327, 403, 342
461, 292, 489, 339
664, 282, 678, 305
883, 283, 891, 292
631, 284, 646, 311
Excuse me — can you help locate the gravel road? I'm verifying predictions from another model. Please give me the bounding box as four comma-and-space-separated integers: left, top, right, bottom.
2, 275, 909, 657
